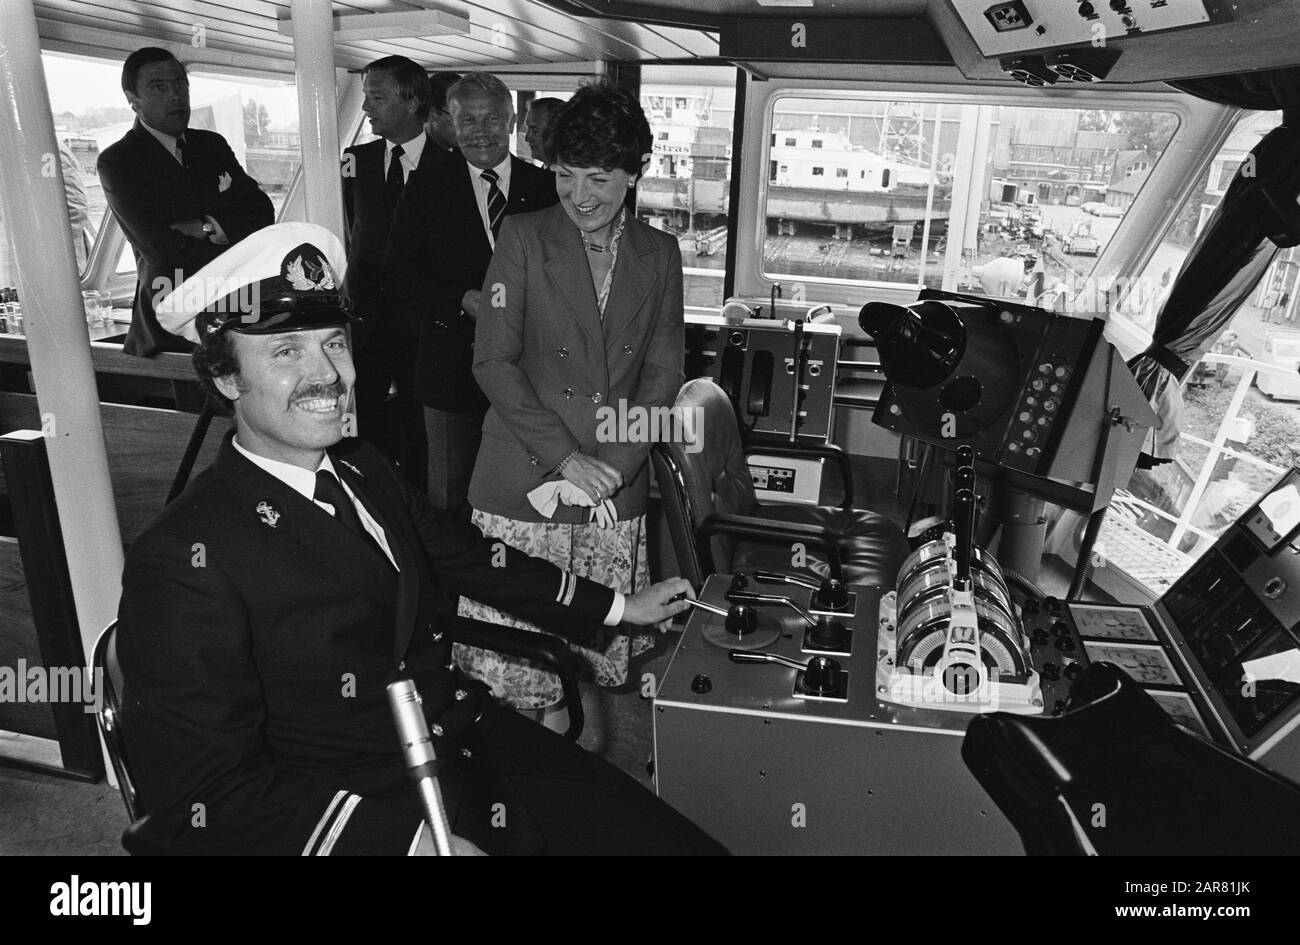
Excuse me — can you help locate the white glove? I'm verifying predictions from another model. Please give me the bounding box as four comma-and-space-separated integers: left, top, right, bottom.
590, 498, 619, 529
527, 479, 596, 518
557, 480, 596, 507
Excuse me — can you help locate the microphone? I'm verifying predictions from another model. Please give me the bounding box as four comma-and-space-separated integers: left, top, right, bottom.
387, 679, 455, 856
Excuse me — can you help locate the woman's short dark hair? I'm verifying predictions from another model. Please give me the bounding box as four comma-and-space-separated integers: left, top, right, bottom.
545, 83, 652, 179
191, 330, 241, 417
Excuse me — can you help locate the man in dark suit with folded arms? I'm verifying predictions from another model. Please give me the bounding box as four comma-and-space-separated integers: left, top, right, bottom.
343, 56, 442, 486
387, 72, 557, 514
98, 47, 273, 357
120, 222, 722, 855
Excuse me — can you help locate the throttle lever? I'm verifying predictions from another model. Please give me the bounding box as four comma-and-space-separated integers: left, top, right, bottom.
753, 570, 819, 591
728, 650, 808, 671
726, 590, 816, 626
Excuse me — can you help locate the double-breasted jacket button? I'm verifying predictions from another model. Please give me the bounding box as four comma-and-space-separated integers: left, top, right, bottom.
623, 345, 634, 355
398, 660, 406, 671
591, 392, 603, 404
431, 723, 444, 737
461, 748, 473, 759
432, 631, 444, 643
454, 689, 469, 701
563, 388, 574, 399
557, 346, 569, 358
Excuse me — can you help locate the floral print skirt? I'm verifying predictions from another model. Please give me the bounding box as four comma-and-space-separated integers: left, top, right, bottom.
455, 509, 656, 709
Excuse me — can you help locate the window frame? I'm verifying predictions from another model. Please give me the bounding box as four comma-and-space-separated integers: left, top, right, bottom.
733, 78, 1237, 316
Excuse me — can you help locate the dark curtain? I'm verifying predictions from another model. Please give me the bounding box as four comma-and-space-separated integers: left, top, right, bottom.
1127, 69, 1300, 466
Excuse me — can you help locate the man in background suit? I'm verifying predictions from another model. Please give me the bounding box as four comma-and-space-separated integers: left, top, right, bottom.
98, 47, 273, 357
388, 73, 557, 514
424, 72, 462, 152
343, 56, 440, 487
120, 222, 721, 855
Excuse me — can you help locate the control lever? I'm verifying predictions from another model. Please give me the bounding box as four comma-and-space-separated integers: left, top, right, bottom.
728, 650, 843, 695
753, 571, 851, 612
726, 589, 816, 626
675, 595, 759, 637
753, 571, 819, 591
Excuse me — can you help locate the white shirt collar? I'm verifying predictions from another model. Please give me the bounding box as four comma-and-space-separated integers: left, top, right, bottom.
387, 130, 427, 169
469, 153, 512, 193
139, 119, 184, 163
232, 435, 337, 503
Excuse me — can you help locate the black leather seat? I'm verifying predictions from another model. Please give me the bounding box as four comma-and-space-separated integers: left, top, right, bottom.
651, 378, 908, 588
963, 661, 1300, 855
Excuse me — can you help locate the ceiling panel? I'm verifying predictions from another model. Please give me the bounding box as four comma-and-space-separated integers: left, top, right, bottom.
35, 0, 721, 71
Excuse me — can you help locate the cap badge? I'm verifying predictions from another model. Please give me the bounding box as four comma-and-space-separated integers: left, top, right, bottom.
256, 501, 281, 528
218, 172, 232, 193
285, 252, 336, 292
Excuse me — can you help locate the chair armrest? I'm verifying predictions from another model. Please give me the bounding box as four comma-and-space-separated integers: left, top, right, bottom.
697, 512, 843, 580
443, 618, 585, 741
743, 440, 855, 510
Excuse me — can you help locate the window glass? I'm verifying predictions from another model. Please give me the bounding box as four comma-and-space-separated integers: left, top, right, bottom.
638, 66, 737, 310
762, 97, 1177, 306
1098, 111, 1291, 597
0, 53, 301, 294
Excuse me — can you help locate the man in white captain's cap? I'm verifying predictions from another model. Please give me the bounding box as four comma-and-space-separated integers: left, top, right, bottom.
116, 223, 718, 856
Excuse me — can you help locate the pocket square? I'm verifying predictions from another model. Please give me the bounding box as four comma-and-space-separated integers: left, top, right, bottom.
218, 171, 232, 193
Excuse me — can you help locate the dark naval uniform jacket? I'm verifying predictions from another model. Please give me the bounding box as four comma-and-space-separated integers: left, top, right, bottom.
116, 434, 617, 855
98, 121, 274, 356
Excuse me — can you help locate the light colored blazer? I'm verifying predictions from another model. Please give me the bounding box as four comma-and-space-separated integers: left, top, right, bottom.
469, 203, 685, 523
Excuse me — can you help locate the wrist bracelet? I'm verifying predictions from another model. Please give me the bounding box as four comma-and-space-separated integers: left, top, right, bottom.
554, 449, 579, 475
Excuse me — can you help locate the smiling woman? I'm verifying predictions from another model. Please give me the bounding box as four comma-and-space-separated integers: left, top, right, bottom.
456, 84, 685, 726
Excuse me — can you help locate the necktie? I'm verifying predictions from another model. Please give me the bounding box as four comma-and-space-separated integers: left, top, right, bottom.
385, 144, 405, 216
481, 168, 506, 239
175, 136, 189, 169
314, 469, 385, 560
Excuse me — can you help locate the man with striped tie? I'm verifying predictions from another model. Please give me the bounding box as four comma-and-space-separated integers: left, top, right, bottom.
387, 73, 557, 516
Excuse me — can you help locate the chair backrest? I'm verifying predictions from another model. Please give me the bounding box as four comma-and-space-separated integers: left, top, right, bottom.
651, 379, 758, 584
962, 662, 1300, 855
92, 620, 145, 823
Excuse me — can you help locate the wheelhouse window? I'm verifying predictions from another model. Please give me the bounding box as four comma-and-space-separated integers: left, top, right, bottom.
761, 96, 1178, 304
636, 65, 737, 311
0, 53, 303, 298
1096, 110, 1292, 600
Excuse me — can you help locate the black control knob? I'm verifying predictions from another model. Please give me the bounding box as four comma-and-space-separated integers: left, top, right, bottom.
815, 578, 850, 611
1020, 598, 1040, 615
1078, 1, 1095, 16
1063, 662, 1082, 681
1042, 596, 1062, 614
803, 656, 841, 694
1054, 635, 1076, 653
725, 603, 758, 637
1052, 620, 1070, 635
1041, 662, 1060, 681
690, 673, 713, 694
809, 615, 849, 651
1031, 629, 1050, 647
730, 573, 750, 592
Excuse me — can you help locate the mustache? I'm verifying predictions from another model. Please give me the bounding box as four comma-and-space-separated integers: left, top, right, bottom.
291, 382, 346, 402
